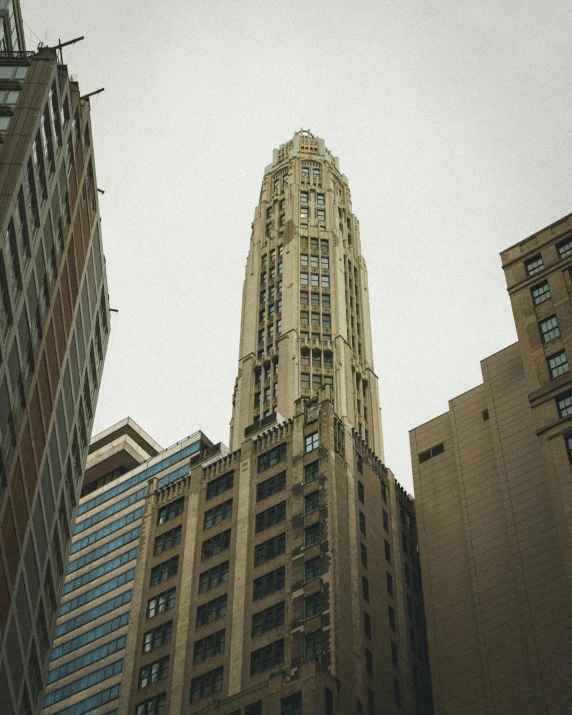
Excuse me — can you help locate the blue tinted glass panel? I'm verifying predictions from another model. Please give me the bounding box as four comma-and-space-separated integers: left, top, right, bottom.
47, 636, 126, 683
74, 489, 146, 534
59, 569, 135, 615
56, 591, 132, 637
51, 612, 129, 661
49, 684, 120, 715
44, 659, 123, 707
71, 508, 144, 553
64, 548, 138, 594
67, 528, 140, 573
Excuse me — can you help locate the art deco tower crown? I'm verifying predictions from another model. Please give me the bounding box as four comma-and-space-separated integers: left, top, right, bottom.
230, 130, 383, 457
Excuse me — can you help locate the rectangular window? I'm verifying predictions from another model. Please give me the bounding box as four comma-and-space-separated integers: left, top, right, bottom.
525, 254, 543, 276
389, 604, 396, 631
258, 443, 287, 473
135, 693, 166, 715
362, 576, 369, 602
301, 372, 310, 387
150, 556, 179, 587
382, 510, 389, 531
282, 692, 302, 715
393, 678, 401, 706
311, 311, 320, 326
548, 350, 569, 379
391, 640, 398, 667
359, 511, 366, 535
254, 533, 286, 566
196, 594, 227, 627
204, 499, 233, 529
190, 666, 223, 702
305, 556, 322, 582
201, 530, 231, 561
311, 255, 319, 268
317, 193, 325, 205
367, 689, 375, 715
540, 314, 561, 343
206, 472, 234, 500
557, 390, 572, 418
321, 275, 330, 288
267, 207, 273, 218
300, 290, 309, 305
300, 207, 309, 218
256, 471, 286, 501
251, 601, 285, 637
321, 256, 329, 269
366, 648, 373, 676
305, 630, 322, 658
565, 433, 572, 460
253, 565, 285, 601
311, 292, 320, 306
384, 540, 391, 563
311, 273, 319, 286
304, 490, 319, 514
557, 236, 572, 259
157, 497, 184, 525
358, 481, 364, 503
154, 526, 182, 556
301, 310, 309, 325
313, 168, 321, 179
256, 501, 287, 533
387, 572, 394, 596
199, 561, 229, 593
418, 442, 445, 463
139, 655, 169, 689
531, 280, 551, 305
325, 688, 334, 715
304, 460, 319, 483
364, 612, 371, 640
361, 543, 368, 568
305, 591, 322, 619
246, 702, 262, 715
300, 191, 308, 203
250, 639, 284, 675
300, 253, 309, 266
305, 522, 321, 547
305, 432, 319, 452
317, 209, 325, 221
147, 587, 176, 619
193, 628, 225, 664
280, 214, 285, 225
142, 621, 172, 653
302, 167, 310, 177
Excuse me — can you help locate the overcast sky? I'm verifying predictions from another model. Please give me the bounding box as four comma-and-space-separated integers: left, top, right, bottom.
25, 0, 572, 493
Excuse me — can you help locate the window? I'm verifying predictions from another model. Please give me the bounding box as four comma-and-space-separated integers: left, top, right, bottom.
206, 471, 234, 500
531, 280, 551, 305
302, 167, 310, 177
254, 533, 286, 566
557, 390, 572, 418
193, 629, 225, 664
251, 601, 285, 637
300, 191, 308, 203
393, 678, 401, 706
154, 526, 182, 556
304, 460, 319, 483
305, 491, 319, 514
190, 667, 223, 702
196, 594, 227, 627
246, 702, 263, 715
250, 639, 284, 674
157, 497, 184, 525
305, 592, 321, 619
311, 292, 320, 306
367, 690, 375, 715
301, 310, 309, 325
300, 253, 309, 266
359, 511, 366, 535
404, 563, 410, 585
418, 442, 445, 463
312, 374, 322, 389
280, 214, 285, 225
282, 692, 302, 715
317, 193, 325, 205
310, 237, 319, 250
525, 254, 543, 276
142, 621, 172, 653
311, 255, 319, 268
548, 350, 569, 379
204, 499, 233, 529
256, 501, 287, 533
321, 256, 329, 269
317, 209, 325, 221
364, 612, 371, 640
147, 588, 176, 618
311, 273, 319, 286
387, 572, 394, 596
362, 576, 369, 602
258, 443, 287, 472
321, 239, 328, 252
150, 556, 179, 586
557, 236, 572, 259
357, 481, 364, 503
305, 432, 319, 452
366, 649, 373, 676
360, 543, 368, 568
201, 530, 231, 561
300, 207, 309, 218
257, 471, 286, 501
313, 168, 321, 179
267, 207, 273, 219
305, 522, 321, 547
301, 373, 310, 387
266, 222, 272, 236
539, 315, 560, 343
384, 540, 391, 563
325, 688, 334, 715
389, 604, 396, 631
305, 630, 322, 658
382, 510, 389, 531
305, 556, 322, 582
135, 693, 166, 715
139, 656, 169, 688
311, 311, 320, 326
253, 565, 285, 600
301, 291, 309, 305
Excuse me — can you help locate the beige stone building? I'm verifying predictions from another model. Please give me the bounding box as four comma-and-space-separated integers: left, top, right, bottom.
43, 131, 433, 715
410, 213, 572, 715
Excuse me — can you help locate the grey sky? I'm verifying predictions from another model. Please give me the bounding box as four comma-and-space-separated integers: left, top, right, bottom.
25, 0, 572, 493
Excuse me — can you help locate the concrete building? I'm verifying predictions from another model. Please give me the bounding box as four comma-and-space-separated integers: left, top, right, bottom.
0, 16, 111, 715
410, 213, 572, 714
101, 132, 433, 715
41, 420, 212, 715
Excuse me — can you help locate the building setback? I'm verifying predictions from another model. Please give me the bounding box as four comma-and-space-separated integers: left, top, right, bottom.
99, 131, 433, 715
41, 420, 212, 715
0, 13, 111, 715
410, 213, 572, 715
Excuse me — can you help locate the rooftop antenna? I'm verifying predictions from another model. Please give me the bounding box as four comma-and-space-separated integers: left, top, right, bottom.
81, 88, 105, 100
50, 36, 84, 64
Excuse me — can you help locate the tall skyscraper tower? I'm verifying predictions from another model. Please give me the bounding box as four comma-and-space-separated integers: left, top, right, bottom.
75, 131, 432, 715
0, 25, 111, 715
410, 213, 572, 714
230, 130, 383, 459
